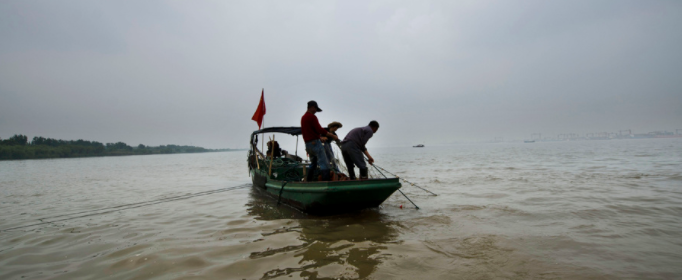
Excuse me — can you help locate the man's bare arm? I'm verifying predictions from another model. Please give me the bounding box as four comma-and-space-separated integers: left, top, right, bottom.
363, 150, 374, 164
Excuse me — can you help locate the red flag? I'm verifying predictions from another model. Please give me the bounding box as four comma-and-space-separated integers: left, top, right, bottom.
251, 89, 266, 129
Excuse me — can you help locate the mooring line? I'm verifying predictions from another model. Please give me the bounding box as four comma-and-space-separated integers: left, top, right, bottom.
1, 185, 250, 232
276, 181, 289, 205
39, 187, 245, 221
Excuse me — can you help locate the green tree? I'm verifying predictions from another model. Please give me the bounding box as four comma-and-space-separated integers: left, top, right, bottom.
1, 134, 28, 146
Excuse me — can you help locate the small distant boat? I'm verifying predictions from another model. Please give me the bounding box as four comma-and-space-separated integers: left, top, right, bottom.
524, 140, 535, 143
413, 144, 425, 148
248, 127, 401, 215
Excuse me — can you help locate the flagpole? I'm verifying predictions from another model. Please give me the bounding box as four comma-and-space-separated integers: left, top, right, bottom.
261, 88, 265, 156
251, 88, 266, 161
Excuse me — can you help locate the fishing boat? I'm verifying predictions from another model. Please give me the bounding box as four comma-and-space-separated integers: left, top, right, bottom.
413, 144, 424, 148
248, 127, 402, 214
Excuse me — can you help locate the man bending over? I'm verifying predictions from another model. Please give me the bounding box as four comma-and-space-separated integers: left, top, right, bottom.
341, 121, 379, 180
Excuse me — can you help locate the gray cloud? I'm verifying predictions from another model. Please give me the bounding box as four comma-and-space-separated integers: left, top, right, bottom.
1, 0, 681, 149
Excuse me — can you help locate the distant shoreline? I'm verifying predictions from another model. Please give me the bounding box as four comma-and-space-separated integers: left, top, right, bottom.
0, 134, 244, 161
0, 149, 248, 161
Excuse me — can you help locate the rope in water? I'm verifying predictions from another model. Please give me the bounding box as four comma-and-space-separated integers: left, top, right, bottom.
352, 149, 437, 196
371, 164, 438, 196
1, 185, 250, 232
366, 160, 420, 210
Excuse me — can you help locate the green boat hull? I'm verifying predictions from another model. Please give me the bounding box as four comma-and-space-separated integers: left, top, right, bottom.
250, 168, 401, 214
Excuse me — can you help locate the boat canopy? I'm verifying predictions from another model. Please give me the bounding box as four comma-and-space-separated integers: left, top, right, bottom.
251, 127, 302, 136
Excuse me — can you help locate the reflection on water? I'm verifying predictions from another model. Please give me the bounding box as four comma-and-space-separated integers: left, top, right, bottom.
246, 189, 397, 279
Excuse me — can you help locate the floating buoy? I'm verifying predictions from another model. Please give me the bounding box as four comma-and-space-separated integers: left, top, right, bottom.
400, 205, 403, 209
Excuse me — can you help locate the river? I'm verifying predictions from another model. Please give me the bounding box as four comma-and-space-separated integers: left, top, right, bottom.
1, 138, 681, 279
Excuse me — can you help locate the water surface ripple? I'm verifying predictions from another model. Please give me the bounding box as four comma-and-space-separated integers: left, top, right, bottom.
1, 139, 681, 279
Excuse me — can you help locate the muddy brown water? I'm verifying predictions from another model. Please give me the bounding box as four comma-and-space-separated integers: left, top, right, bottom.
1, 138, 681, 279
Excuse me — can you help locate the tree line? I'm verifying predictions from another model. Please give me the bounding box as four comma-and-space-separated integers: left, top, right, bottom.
0, 134, 232, 160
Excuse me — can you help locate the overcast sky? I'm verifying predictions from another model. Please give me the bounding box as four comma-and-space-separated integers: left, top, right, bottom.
1, 0, 681, 149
